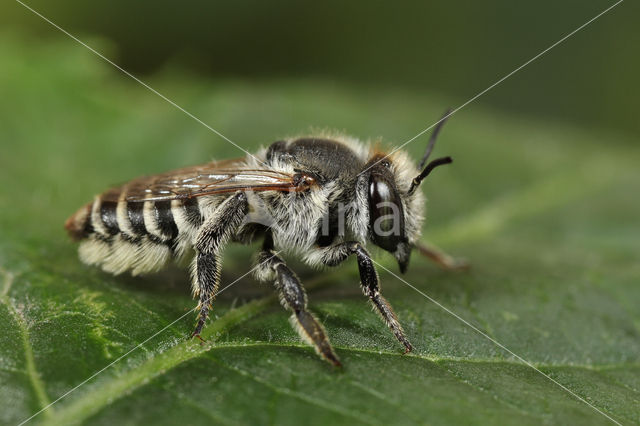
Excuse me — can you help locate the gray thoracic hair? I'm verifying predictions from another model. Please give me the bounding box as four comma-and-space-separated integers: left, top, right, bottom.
246, 134, 426, 265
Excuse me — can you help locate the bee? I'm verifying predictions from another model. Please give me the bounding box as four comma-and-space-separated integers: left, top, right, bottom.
65, 114, 464, 366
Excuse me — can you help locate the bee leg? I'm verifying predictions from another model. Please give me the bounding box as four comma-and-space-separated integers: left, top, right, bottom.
320, 242, 413, 354
191, 192, 248, 339
414, 241, 469, 271
255, 237, 341, 366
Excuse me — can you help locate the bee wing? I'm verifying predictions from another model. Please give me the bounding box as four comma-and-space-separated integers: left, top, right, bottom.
101, 161, 303, 203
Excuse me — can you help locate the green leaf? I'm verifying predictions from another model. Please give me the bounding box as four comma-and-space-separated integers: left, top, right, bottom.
1, 34, 639, 425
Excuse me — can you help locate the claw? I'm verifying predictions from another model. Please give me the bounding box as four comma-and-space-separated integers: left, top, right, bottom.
326, 352, 343, 368
190, 315, 207, 342
449, 258, 471, 271
414, 242, 470, 271
190, 331, 206, 343
402, 341, 413, 355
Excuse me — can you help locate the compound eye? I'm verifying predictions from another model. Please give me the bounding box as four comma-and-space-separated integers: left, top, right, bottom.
368, 174, 405, 252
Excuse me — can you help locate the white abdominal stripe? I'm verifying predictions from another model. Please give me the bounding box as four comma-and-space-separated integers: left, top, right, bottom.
77, 193, 204, 275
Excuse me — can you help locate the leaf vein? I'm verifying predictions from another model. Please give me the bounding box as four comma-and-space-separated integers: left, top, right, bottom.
206, 354, 377, 426
0, 290, 52, 418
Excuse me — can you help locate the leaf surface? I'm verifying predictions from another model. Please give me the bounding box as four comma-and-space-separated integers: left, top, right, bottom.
1, 35, 639, 425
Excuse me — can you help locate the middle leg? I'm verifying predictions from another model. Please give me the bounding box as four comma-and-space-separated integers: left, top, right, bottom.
255, 235, 341, 366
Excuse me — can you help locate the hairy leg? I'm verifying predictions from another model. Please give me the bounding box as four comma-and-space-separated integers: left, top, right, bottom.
191, 192, 248, 338
255, 235, 341, 366
316, 241, 412, 353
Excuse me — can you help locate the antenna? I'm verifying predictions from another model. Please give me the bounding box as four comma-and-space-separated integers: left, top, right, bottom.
408, 156, 452, 195
417, 108, 452, 170
408, 109, 454, 195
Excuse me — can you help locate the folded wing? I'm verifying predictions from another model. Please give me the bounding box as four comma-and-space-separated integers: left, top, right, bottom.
101, 160, 302, 203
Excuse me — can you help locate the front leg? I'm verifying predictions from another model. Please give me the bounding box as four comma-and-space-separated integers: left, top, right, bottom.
414, 241, 469, 270
316, 242, 413, 353
255, 235, 341, 366
191, 192, 248, 339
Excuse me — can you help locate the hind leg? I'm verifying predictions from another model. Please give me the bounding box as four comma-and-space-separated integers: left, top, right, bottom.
191, 192, 248, 338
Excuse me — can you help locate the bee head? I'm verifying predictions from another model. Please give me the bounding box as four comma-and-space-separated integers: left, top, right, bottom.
367, 160, 412, 273
366, 109, 453, 273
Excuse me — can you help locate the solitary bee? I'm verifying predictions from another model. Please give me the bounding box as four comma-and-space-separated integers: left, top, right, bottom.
65, 114, 464, 366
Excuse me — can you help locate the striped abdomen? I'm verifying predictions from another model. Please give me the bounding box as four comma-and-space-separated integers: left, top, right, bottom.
65, 188, 205, 275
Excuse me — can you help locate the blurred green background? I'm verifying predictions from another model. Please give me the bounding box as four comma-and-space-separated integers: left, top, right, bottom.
2, 0, 639, 137
2, 1, 640, 425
